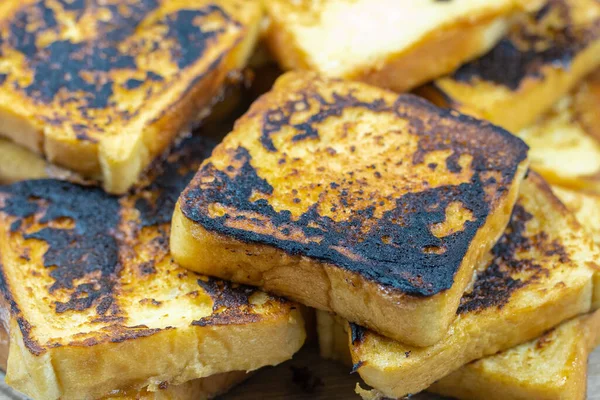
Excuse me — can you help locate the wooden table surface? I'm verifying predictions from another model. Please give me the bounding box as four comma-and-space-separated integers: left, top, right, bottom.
1, 344, 599, 399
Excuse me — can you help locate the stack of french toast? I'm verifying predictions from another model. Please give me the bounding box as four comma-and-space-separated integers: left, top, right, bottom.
0, 0, 599, 399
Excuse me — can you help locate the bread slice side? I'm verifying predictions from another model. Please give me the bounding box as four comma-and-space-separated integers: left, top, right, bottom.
0, 323, 251, 400
317, 310, 600, 400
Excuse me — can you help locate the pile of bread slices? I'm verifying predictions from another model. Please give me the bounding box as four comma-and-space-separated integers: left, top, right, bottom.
0, 0, 600, 399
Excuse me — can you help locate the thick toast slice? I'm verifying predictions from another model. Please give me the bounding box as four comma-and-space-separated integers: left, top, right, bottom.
171, 71, 530, 347
0, 0, 261, 194
263, 0, 543, 93
515, 71, 600, 192
345, 173, 595, 398
420, 0, 600, 133
0, 324, 250, 400
0, 135, 306, 400
317, 310, 600, 400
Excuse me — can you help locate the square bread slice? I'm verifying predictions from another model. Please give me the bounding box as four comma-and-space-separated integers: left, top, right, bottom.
514, 71, 600, 193
317, 309, 600, 400
420, 0, 600, 133
171, 71, 530, 347
0, 135, 306, 400
342, 172, 595, 398
263, 0, 544, 93
0, 0, 262, 194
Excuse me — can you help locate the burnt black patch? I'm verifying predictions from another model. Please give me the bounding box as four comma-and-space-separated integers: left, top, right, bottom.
165, 5, 238, 70
124, 79, 144, 90
1, 0, 236, 128
0, 180, 121, 315
181, 94, 528, 296
138, 261, 156, 275
458, 204, 560, 314
196, 277, 258, 311
192, 277, 262, 327
453, 0, 600, 90
350, 323, 366, 345
134, 136, 216, 227
351, 360, 365, 374
261, 92, 388, 152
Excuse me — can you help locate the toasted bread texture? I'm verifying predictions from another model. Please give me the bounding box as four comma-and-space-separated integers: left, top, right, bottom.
0, 0, 262, 194
553, 186, 600, 246
318, 310, 600, 400
0, 325, 250, 400
421, 0, 600, 133
346, 173, 594, 398
263, 0, 544, 93
514, 71, 600, 192
552, 186, 600, 310
0, 135, 306, 400
171, 71, 529, 347
429, 312, 600, 400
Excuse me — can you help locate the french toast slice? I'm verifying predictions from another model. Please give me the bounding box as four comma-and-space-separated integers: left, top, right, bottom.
171, 71, 530, 347
0, 324, 251, 400
0, 135, 306, 400
317, 310, 600, 400
420, 0, 600, 133
344, 172, 595, 398
263, 0, 544, 93
514, 71, 600, 192
0, 0, 262, 194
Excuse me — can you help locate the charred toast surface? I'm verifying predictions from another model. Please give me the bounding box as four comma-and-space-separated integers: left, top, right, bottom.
515, 71, 600, 192
345, 173, 594, 398
317, 310, 600, 400
422, 0, 600, 133
171, 71, 530, 346
0, 136, 306, 400
263, 0, 544, 92
0, 0, 261, 193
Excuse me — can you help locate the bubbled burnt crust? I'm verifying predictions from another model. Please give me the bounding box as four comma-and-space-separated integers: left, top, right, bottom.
180, 75, 529, 297
349, 174, 572, 345
0, 0, 242, 140
453, 0, 600, 90
0, 135, 275, 356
